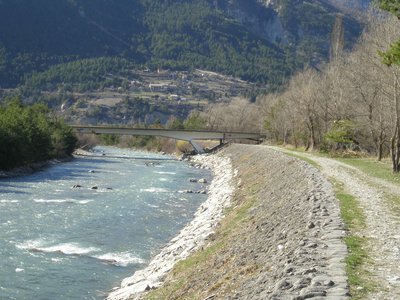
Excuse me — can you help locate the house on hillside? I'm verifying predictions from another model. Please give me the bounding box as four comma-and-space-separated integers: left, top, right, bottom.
168, 94, 180, 101
148, 83, 169, 92
148, 83, 177, 92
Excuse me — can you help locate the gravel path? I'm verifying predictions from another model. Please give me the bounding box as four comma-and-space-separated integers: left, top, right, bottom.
272, 147, 400, 299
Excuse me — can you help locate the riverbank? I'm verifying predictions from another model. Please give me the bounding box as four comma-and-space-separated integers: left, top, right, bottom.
0, 146, 128, 179
107, 152, 234, 300
0, 156, 73, 179
140, 144, 349, 299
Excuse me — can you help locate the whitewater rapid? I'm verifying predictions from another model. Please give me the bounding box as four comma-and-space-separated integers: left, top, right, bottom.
107, 154, 234, 300
0, 146, 211, 300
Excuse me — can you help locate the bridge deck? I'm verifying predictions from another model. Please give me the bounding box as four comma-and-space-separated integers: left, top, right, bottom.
71, 125, 265, 153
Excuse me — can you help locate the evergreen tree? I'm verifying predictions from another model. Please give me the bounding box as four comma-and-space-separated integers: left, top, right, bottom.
0, 96, 77, 170
377, 0, 400, 65
184, 111, 207, 130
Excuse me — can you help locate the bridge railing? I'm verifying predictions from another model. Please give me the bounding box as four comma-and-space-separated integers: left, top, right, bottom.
71, 125, 265, 153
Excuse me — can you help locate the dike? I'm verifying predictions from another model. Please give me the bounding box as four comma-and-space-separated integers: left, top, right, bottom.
114, 144, 349, 299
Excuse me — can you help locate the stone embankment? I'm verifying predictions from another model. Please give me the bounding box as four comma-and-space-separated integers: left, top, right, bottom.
110, 144, 349, 299
214, 144, 348, 300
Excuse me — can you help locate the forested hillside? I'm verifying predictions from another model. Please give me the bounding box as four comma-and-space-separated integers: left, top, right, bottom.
0, 0, 364, 91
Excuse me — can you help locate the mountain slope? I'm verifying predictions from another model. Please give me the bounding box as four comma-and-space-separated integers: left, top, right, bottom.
0, 0, 143, 55
326, 0, 372, 11
0, 0, 364, 90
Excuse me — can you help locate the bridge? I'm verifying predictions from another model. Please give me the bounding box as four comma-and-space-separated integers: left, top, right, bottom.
71, 125, 265, 154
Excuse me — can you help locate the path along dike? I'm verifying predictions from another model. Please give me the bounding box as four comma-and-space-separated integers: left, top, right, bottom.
109, 144, 349, 300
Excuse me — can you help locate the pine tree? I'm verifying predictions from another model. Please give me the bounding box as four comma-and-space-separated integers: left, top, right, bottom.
379, 0, 400, 18
378, 0, 400, 66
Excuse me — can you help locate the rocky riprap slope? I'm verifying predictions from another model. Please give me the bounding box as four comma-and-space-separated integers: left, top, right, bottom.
142, 144, 349, 299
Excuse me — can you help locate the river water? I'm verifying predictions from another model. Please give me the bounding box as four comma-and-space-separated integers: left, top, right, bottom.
0, 147, 210, 300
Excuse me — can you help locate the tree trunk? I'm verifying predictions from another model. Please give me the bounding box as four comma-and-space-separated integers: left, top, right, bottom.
308, 116, 316, 151
378, 143, 383, 161
392, 72, 400, 172
305, 139, 310, 151
377, 97, 385, 162
378, 131, 384, 162
391, 126, 400, 172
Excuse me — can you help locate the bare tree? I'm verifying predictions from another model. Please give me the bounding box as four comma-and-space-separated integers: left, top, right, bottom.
364, 14, 400, 169
203, 98, 262, 132
330, 14, 345, 62
212, 10, 400, 164
259, 93, 294, 144
341, 20, 393, 159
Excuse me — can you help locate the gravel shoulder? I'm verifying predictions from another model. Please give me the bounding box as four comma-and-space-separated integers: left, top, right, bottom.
272, 146, 400, 299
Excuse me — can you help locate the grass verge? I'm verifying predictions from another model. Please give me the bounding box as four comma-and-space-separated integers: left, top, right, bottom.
143, 189, 258, 300
283, 152, 321, 169
337, 158, 400, 185
336, 158, 400, 222
144, 242, 225, 300
332, 180, 376, 299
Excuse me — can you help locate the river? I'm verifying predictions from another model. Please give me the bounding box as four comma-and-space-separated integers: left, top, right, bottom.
0, 146, 211, 300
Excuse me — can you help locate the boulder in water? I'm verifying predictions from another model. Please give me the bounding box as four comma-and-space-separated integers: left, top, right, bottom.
179, 190, 193, 194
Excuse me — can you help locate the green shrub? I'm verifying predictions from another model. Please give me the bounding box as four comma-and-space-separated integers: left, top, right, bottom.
324, 120, 357, 151
0, 96, 77, 170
